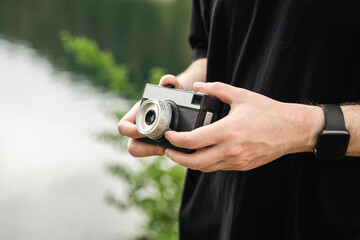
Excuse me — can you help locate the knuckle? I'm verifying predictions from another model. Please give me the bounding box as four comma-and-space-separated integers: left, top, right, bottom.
189, 161, 201, 170
129, 127, 140, 138
223, 130, 235, 140
184, 135, 196, 149
127, 140, 138, 157
238, 158, 252, 170
165, 149, 172, 159
225, 146, 243, 158
199, 164, 218, 173
242, 166, 251, 171
239, 165, 250, 171
117, 120, 125, 135
200, 167, 212, 173
156, 146, 165, 156
236, 87, 245, 95
237, 87, 249, 98
211, 82, 222, 89
235, 160, 247, 171
118, 119, 134, 137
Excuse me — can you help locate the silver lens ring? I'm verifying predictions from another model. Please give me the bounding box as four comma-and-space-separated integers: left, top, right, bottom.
136, 99, 172, 140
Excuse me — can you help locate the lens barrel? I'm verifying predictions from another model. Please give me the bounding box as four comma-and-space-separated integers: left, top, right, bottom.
136, 99, 172, 140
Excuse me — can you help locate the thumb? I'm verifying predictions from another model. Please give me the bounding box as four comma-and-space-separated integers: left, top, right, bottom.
193, 82, 240, 104
159, 74, 183, 89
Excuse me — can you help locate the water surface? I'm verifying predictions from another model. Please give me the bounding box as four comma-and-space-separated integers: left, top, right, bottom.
0, 39, 142, 240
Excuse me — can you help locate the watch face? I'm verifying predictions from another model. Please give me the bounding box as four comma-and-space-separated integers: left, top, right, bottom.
315, 130, 350, 160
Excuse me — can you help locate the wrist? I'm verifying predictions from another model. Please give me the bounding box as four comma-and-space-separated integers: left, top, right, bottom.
176, 74, 202, 91
176, 58, 207, 91
340, 105, 352, 139
175, 76, 189, 90
340, 105, 354, 156
286, 103, 325, 154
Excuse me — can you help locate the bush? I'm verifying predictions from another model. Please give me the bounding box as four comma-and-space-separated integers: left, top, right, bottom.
60, 31, 186, 240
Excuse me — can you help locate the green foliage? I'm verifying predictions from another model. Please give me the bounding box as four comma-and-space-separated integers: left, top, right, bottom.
96, 109, 128, 150
107, 158, 185, 240
60, 31, 185, 240
96, 110, 186, 240
147, 67, 167, 85
60, 30, 137, 99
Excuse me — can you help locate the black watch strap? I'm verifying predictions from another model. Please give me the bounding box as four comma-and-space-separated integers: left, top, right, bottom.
320, 104, 347, 131
314, 104, 350, 160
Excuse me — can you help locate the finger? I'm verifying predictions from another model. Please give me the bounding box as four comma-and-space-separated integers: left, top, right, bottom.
118, 101, 145, 138
127, 138, 165, 157
165, 146, 222, 171
164, 118, 227, 149
122, 101, 140, 122
200, 161, 227, 172
159, 74, 183, 89
203, 154, 270, 172
193, 154, 247, 172
199, 155, 241, 172
118, 121, 144, 138
193, 82, 242, 105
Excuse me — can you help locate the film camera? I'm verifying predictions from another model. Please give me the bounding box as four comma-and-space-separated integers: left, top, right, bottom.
135, 83, 222, 153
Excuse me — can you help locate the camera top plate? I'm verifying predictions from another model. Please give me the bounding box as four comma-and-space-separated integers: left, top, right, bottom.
142, 84, 221, 113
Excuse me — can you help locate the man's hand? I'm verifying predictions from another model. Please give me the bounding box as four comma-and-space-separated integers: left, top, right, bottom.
117, 75, 183, 157
164, 82, 324, 172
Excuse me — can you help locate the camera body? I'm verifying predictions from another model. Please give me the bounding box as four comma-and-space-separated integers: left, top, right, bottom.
136, 84, 222, 153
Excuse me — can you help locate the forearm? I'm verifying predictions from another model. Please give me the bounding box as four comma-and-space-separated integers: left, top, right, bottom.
176, 58, 207, 91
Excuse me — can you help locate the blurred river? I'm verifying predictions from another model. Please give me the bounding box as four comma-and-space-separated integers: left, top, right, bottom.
0, 38, 142, 239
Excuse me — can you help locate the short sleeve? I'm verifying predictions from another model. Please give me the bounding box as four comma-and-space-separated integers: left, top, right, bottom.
189, 0, 210, 61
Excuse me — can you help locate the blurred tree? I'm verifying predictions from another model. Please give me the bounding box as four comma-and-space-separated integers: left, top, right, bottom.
60, 30, 136, 99
0, 0, 191, 87
60, 31, 186, 240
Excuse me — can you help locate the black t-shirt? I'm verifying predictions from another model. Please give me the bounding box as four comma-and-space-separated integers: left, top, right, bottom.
180, 1, 360, 239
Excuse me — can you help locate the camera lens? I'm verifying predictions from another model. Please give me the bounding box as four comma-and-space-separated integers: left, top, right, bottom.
145, 110, 156, 125
136, 99, 172, 140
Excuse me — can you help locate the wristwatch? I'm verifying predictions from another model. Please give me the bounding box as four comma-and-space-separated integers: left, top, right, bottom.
314, 104, 350, 160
